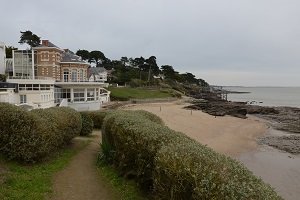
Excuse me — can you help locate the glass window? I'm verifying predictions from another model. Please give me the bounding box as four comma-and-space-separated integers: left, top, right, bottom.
71, 70, 77, 82
19, 84, 25, 91
63, 69, 69, 82
26, 84, 33, 90
20, 95, 27, 104
73, 89, 85, 102
33, 84, 39, 90
87, 88, 95, 101
79, 69, 84, 81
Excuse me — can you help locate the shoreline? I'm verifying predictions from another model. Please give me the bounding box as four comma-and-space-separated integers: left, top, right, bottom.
185, 98, 300, 154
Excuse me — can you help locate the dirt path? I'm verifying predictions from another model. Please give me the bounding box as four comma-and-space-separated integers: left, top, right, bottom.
50, 131, 117, 200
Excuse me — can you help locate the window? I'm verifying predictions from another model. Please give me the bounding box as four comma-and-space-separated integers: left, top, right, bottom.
63, 69, 69, 82
25, 84, 33, 91
20, 95, 27, 104
71, 70, 77, 82
87, 88, 95, 101
73, 89, 85, 102
79, 69, 84, 81
19, 84, 25, 91
96, 89, 99, 100
33, 84, 39, 90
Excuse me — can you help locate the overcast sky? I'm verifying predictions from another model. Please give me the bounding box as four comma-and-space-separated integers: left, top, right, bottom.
1, 0, 300, 86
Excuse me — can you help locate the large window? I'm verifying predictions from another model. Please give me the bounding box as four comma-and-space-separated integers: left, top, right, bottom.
87, 88, 95, 101
79, 69, 84, 81
71, 70, 77, 82
63, 69, 69, 82
20, 95, 27, 104
73, 89, 85, 102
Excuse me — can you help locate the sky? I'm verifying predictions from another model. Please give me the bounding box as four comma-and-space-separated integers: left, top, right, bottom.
1, 0, 300, 86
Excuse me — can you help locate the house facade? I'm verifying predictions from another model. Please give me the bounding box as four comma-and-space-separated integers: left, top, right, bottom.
0, 40, 110, 111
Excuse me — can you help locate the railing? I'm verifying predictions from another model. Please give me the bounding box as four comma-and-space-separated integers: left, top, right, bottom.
8, 76, 55, 81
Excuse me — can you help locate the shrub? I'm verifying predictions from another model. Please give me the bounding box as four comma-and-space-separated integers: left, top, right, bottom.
38, 107, 82, 143
0, 104, 82, 162
80, 112, 94, 136
131, 110, 164, 125
101, 110, 281, 199
154, 140, 280, 199
82, 111, 107, 129
0, 103, 56, 162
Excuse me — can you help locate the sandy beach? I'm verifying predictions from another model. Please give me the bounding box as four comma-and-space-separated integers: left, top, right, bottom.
124, 101, 300, 200
125, 102, 267, 157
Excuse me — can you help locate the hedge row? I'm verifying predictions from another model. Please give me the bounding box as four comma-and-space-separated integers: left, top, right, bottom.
79, 112, 94, 136
101, 110, 281, 199
81, 111, 107, 129
0, 103, 81, 162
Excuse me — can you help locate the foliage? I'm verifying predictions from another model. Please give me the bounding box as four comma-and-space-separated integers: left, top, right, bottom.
0, 74, 6, 82
0, 103, 81, 162
81, 111, 107, 129
101, 110, 282, 199
90, 50, 106, 65
5, 46, 18, 58
76, 49, 90, 61
19, 30, 41, 47
0, 140, 88, 200
97, 160, 148, 200
80, 112, 94, 136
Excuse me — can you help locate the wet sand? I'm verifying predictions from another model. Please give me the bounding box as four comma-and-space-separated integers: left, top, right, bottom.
125, 102, 300, 200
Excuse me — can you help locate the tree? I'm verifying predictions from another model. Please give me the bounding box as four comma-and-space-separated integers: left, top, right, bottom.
120, 57, 129, 65
89, 50, 106, 66
76, 49, 90, 61
161, 65, 176, 79
5, 46, 18, 58
145, 56, 158, 82
19, 30, 41, 47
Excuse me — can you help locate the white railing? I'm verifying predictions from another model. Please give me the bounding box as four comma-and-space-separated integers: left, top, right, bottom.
8, 76, 55, 81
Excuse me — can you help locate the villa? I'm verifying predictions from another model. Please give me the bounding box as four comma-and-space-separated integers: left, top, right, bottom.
0, 40, 110, 111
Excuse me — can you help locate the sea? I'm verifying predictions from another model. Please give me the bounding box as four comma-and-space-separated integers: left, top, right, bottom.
223, 86, 300, 108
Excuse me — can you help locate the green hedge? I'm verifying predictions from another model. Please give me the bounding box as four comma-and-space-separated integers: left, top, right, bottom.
101, 110, 281, 199
81, 111, 107, 129
80, 112, 94, 136
0, 103, 81, 162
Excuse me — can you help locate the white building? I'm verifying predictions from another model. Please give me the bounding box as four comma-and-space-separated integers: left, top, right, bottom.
0, 42, 5, 74
0, 41, 110, 111
88, 67, 108, 83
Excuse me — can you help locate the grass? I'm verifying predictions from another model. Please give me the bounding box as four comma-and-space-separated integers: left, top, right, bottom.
97, 161, 147, 200
108, 87, 174, 101
0, 140, 89, 200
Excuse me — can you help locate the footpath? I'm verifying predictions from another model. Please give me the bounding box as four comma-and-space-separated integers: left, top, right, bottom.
50, 131, 117, 200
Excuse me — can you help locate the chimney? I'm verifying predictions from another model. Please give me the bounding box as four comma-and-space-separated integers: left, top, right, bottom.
42, 40, 49, 46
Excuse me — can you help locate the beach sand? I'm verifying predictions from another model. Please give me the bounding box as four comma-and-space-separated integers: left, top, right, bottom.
125, 102, 267, 157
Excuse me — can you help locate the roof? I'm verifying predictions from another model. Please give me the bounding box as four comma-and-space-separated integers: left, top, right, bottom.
89, 67, 107, 74
36, 41, 60, 48
61, 49, 89, 64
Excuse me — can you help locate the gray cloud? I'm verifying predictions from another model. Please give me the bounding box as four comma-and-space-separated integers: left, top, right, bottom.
1, 0, 300, 86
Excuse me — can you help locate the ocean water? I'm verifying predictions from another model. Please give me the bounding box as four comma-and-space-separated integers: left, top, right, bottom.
223, 87, 300, 108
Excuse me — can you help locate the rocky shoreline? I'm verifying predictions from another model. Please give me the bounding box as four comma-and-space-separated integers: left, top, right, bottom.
185, 99, 300, 154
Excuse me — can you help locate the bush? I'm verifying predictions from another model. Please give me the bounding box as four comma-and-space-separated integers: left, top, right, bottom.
131, 110, 164, 125
0, 103, 56, 162
82, 111, 107, 129
80, 112, 94, 136
0, 103, 82, 162
101, 110, 281, 199
154, 140, 280, 199
38, 107, 82, 143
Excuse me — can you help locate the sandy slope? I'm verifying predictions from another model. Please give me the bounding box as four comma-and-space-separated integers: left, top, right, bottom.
125, 102, 267, 157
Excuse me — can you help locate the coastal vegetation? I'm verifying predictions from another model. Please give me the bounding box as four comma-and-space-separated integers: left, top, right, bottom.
101, 110, 282, 199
